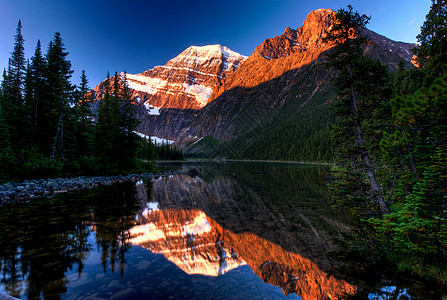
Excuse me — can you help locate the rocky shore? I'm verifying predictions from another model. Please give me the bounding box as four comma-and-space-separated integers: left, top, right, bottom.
0, 170, 180, 205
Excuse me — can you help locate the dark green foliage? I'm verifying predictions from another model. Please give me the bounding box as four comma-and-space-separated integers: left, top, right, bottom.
415, 0, 447, 84
45, 32, 75, 163
326, 4, 447, 283
25, 40, 48, 150
73, 70, 94, 157
323, 5, 390, 215
94, 72, 142, 173
0, 23, 148, 182
2, 20, 28, 151
154, 142, 183, 160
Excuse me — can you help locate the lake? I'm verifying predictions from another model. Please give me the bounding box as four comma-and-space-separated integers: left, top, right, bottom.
0, 161, 440, 299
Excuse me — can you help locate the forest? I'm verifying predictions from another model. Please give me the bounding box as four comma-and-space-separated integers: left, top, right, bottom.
323, 4, 446, 283
0, 24, 183, 182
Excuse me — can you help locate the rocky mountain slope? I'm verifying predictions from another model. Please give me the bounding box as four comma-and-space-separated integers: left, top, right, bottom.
91, 45, 247, 110
90, 8, 416, 158
178, 9, 415, 142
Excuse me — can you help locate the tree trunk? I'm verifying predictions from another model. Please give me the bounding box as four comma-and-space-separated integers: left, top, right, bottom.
349, 63, 389, 215
408, 148, 418, 178
51, 109, 63, 159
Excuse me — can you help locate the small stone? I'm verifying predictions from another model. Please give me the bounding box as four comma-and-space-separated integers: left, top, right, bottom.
109, 288, 137, 300
107, 280, 121, 289
157, 280, 170, 290
95, 274, 104, 280
136, 260, 151, 270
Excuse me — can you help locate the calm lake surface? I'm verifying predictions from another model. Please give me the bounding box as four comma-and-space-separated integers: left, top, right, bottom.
0, 161, 442, 299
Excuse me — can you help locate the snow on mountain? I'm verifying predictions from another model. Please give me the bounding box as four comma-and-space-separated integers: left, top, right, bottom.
92, 44, 247, 110
135, 131, 174, 145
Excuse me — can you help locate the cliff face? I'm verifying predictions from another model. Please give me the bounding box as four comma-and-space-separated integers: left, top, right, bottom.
208, 9, 337, 101
91, 45, 247, 110
175, 8, 415, 142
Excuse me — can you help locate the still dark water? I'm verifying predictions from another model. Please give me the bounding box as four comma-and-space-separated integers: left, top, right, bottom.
0, 161, 442, 299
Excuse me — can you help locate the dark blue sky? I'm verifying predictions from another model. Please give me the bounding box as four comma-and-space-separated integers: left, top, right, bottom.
0, 0, 431, 87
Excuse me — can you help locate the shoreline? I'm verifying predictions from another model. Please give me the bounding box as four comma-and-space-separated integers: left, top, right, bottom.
0, 170, 179, 206
158, 158, 333, 166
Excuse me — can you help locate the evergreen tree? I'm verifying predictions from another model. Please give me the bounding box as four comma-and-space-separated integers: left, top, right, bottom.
24, 40, 47, 148
74, 70, 94, 156
3, 20, 27, 150
95, 73, 116, 172
323, 5, 390, 215
0, 74, 14, 182
119, 72, 139, 169
44, 32, 75, 161
94, 72, 141, 173
415, 0, 447, 84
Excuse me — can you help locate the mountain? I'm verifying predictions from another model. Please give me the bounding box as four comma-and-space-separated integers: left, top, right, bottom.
177, 9, 415, 142
91, 8, 416, 160
91, 45, 247, 110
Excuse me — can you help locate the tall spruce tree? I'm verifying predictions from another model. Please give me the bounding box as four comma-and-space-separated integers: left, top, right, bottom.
24, 40, 47, 149
45, 32, 74, 161
95, 73, 115, 172
0, 74, 14, 181
323, 6, 390, 215
119, 71, 139, 169
415, 0, 447, 84
74, 70, 93, 156
370, 0, 447, 269
4, 20, 27, 150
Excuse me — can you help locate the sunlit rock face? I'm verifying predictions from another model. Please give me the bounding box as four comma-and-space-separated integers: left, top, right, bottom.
209, 8, 415, 101
180, 8, 416, 141
91, 45, 247, 110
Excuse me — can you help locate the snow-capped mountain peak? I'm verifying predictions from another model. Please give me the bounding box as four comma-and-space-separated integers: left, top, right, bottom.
92, 44, 247, 110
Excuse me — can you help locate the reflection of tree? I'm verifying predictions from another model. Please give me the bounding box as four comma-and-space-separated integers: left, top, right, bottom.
0, 181, 144, 299
0, 202, 91, 299
91, 183, 143, 277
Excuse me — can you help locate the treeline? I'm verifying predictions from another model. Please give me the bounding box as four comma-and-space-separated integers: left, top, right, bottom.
138, 138, 183, 161
326, 3, 446, 282
0, 21, 156, 182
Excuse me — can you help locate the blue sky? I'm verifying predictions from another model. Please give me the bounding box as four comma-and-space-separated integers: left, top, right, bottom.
0, 0, 431, 87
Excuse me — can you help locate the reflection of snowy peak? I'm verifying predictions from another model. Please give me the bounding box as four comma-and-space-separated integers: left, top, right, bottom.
130, 209, 246, 276
92, 45, 247, 110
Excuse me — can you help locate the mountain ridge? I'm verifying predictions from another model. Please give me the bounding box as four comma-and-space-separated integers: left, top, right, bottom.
90, 8, 416, 158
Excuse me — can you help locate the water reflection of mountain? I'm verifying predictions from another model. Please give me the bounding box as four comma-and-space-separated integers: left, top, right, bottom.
134, 170, 357, 299
0, 164, 434, 300
130, 209, 247, 276
150, 164, 350, 271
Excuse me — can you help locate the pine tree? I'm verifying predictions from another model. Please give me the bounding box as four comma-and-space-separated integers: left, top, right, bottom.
24, 40, 47, 148
119, 72, 139, 169
45, 32, 74, 161
94, 72, 141, 173
74, 70, 94, 156
3, 20, 27, 150
323, 5, 390, 215
415, 0, 447, 83
95, 73, 115, 172
0, 73, 14, 181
